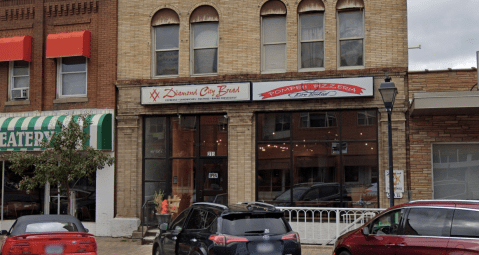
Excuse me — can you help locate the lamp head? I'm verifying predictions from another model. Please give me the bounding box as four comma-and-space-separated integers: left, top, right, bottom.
379, 80, 398, 111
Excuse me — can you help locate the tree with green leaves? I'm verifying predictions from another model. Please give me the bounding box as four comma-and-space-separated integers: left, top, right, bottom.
4, 115, 114, 215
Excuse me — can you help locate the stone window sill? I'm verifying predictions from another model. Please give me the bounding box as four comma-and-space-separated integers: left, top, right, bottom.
5, 100, 30, 106
53, 97, 89, 104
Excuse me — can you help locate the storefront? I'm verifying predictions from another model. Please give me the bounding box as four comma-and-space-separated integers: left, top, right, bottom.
115, 74, 408, 231
0, 109, 114, 235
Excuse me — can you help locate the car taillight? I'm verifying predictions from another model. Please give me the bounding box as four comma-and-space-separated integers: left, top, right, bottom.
77, 239, 97, 253
209, 235, 248, 246
8, 242, 31, 254
282, 232, 300, 242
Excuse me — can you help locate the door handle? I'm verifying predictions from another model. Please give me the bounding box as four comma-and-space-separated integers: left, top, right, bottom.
385, 243, 395, 246
190, 238, 197, 242
398, 243, 406, 247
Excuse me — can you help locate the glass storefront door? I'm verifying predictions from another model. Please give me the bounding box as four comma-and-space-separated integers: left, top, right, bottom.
143, 115, 228, 217
198, 158, 227, 204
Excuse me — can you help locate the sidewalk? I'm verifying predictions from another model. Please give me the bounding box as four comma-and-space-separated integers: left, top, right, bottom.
96, 237, 152, 255
95, 237, 333, 255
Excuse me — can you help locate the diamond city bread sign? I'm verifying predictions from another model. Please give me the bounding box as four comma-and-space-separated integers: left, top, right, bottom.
252, 77, 373, 101
141, 82, 251, 105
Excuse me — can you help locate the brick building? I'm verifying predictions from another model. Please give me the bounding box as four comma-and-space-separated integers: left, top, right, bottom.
0, 0, 117, 236
409, 68, 479, 201
116, 0, 409, 235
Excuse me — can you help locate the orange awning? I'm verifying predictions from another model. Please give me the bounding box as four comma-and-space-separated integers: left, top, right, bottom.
46, 30, 91, 58
0, 35, 32, 62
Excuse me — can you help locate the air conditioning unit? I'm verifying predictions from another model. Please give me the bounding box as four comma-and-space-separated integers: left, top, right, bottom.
11, 88, 29, 99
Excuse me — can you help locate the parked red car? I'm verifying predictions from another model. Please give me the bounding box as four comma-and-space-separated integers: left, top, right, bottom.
333, 199, 479, 255
0, 215, 97, 255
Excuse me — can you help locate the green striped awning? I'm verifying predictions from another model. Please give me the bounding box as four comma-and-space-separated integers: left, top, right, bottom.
0, 114, 112, 151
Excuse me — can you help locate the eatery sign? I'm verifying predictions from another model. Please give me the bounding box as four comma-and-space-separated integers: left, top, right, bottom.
141, 82, 251, 105
252, 77, 373, 101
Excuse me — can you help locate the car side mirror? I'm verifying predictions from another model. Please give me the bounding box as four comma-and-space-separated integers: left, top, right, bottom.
85, 228, 89, 233
362, 226, 370, 236
0, 230, 7, 235
159, 223, 168, 231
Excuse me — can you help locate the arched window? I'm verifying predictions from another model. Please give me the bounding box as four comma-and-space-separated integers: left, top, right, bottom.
261, 0, 287, 73
298, 0, 325, 70
190, 6, 219, 75
151, 9, 180, 77
337, 0, 364, 67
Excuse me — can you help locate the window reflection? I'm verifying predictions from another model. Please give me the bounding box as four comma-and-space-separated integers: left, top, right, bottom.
257, 111, 378, 208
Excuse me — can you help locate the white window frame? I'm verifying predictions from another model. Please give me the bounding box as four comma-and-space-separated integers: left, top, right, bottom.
151, 24, 180, 78
298, 12, 325, 72
190, 21, 219, 76
337, 9, 365, 69
56, 57, 88, 98
261, 15, 287, 74
9, 61, 30, 101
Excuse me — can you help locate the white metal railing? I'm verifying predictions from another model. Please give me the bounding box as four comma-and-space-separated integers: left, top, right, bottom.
277, 207, 386, 245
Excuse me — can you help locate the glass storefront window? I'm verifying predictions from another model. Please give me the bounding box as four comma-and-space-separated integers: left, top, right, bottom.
171, 116, 196, 157
2, 163, 42, 219
0, 162, 96, 221
145, 117, 167, 158
257, 142, 290, 203
258, 113, 291, 141
433, 144, 479, 199
257, 110, 379, 208
200, 115, 227, 156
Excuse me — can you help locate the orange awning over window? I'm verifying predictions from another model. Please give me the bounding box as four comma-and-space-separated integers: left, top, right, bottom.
46, 30, 91, 58
0, 35, 32, 62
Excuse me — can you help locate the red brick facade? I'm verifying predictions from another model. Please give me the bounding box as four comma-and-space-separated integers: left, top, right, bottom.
408, 69, 479, 200
0, 0, 117, 113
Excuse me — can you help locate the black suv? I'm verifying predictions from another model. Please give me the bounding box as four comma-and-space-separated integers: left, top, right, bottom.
152, 202, 301, 255
273, 182, 352, 206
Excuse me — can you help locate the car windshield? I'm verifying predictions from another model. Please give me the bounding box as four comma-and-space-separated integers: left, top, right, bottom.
25, 222, 79, 233
221, 213, 288, 236
274, 187, 308, 201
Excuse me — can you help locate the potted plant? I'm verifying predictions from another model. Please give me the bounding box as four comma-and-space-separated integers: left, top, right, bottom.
153, 190, 171, 225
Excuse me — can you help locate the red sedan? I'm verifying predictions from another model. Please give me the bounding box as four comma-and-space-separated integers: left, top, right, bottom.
0, 215, 97, 255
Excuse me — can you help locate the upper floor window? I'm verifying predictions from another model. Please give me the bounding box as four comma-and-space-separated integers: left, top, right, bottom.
298, 0, 325, 70
337, 0, 364, 68
57, 56, 87, 97
152, 9, 180, 77
9, 61, 30, 100
261, 0, 287, 73
190, 6, 219, 75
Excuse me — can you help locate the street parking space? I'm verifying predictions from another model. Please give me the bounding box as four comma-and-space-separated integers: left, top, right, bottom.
96, 237, 152, 255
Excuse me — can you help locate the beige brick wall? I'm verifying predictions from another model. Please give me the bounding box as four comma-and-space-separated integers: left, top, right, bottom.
118, 0, 408, 79
116, 0, 408, 217
408, 69, 479, 200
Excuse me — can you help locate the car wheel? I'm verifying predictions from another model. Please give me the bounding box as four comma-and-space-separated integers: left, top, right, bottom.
154, 246, 161, 255
338, 250, 352, 255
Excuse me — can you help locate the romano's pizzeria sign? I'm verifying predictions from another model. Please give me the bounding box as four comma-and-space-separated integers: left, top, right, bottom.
141, 82, 250, 105
252, 77, 373, 101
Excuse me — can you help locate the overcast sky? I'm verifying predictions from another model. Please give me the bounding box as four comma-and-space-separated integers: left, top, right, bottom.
407, 0, 479, 71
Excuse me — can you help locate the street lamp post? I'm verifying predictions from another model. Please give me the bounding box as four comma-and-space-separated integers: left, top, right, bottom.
379, 75, 398, 207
